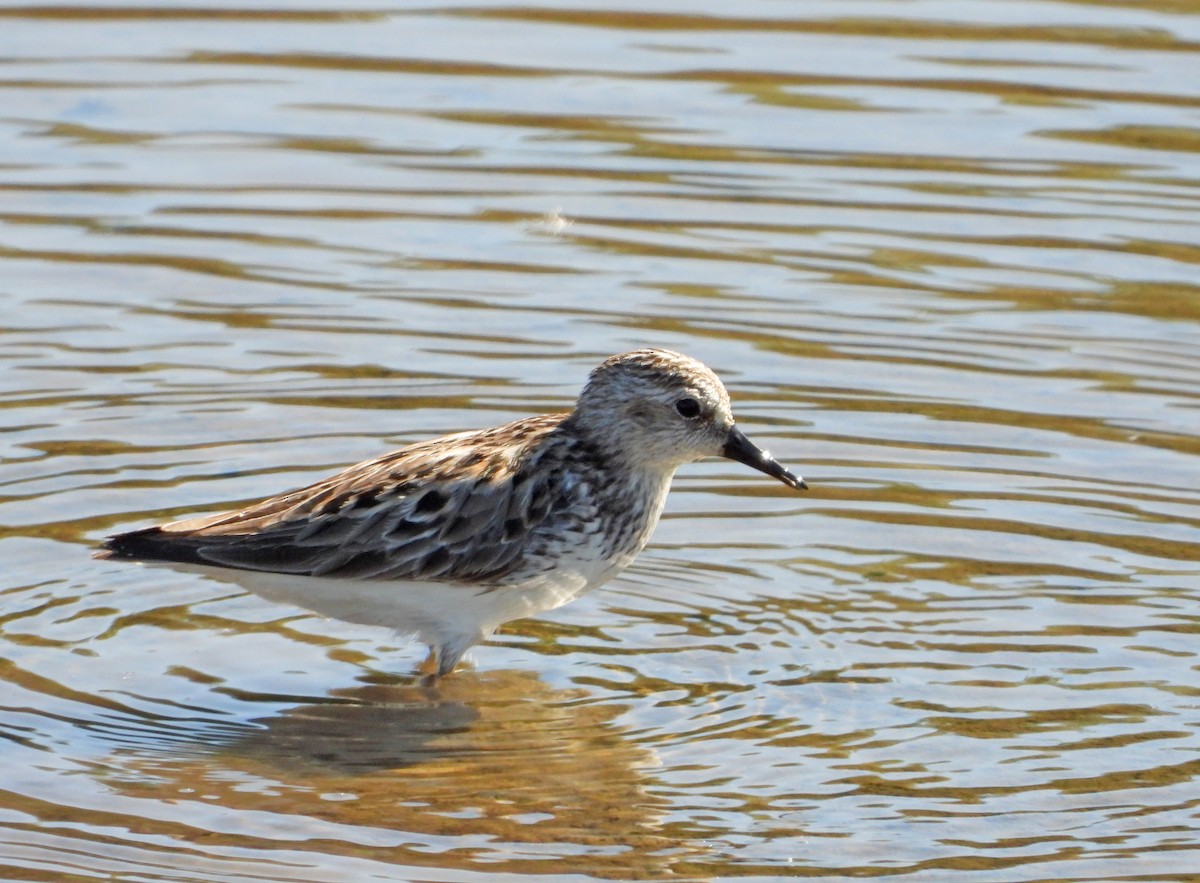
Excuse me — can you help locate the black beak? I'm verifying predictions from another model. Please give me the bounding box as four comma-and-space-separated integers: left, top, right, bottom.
722, 425, 807, 491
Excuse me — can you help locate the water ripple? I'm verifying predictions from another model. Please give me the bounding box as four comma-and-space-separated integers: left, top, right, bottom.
1, 0, 1198, 880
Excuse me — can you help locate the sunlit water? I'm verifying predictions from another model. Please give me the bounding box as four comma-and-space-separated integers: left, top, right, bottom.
2, 1, 1199, 880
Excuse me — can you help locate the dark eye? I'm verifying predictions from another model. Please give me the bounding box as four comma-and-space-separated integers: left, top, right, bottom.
675, 397, 701, 419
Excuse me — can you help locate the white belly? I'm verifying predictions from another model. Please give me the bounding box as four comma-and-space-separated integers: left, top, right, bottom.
148, 549, 614, 653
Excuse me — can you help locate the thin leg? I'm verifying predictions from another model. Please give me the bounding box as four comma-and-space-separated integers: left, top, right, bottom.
436, 642, 463, 678
417, 645, 440, 677
416, 630, 482, 686
416, 646, 442, 692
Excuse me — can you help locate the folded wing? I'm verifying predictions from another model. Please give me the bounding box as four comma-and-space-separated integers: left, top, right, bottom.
98, 414, 573, 585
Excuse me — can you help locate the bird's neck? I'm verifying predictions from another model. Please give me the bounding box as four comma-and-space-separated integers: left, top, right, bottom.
555, 413, 676, 558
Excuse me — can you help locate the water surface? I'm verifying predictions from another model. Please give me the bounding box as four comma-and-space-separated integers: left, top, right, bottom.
2, 1, 1199, 880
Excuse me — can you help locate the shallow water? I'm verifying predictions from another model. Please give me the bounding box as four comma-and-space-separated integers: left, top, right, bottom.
2, 1, 1199, 880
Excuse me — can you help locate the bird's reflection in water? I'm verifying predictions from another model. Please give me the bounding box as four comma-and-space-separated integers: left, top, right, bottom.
236, 681, 482, 773
108, 669, 688, 876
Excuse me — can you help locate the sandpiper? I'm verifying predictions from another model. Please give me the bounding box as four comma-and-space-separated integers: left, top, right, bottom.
96, 349, 806, 680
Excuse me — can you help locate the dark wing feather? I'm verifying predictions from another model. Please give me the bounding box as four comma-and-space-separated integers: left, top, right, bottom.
98, 414, 576, 585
